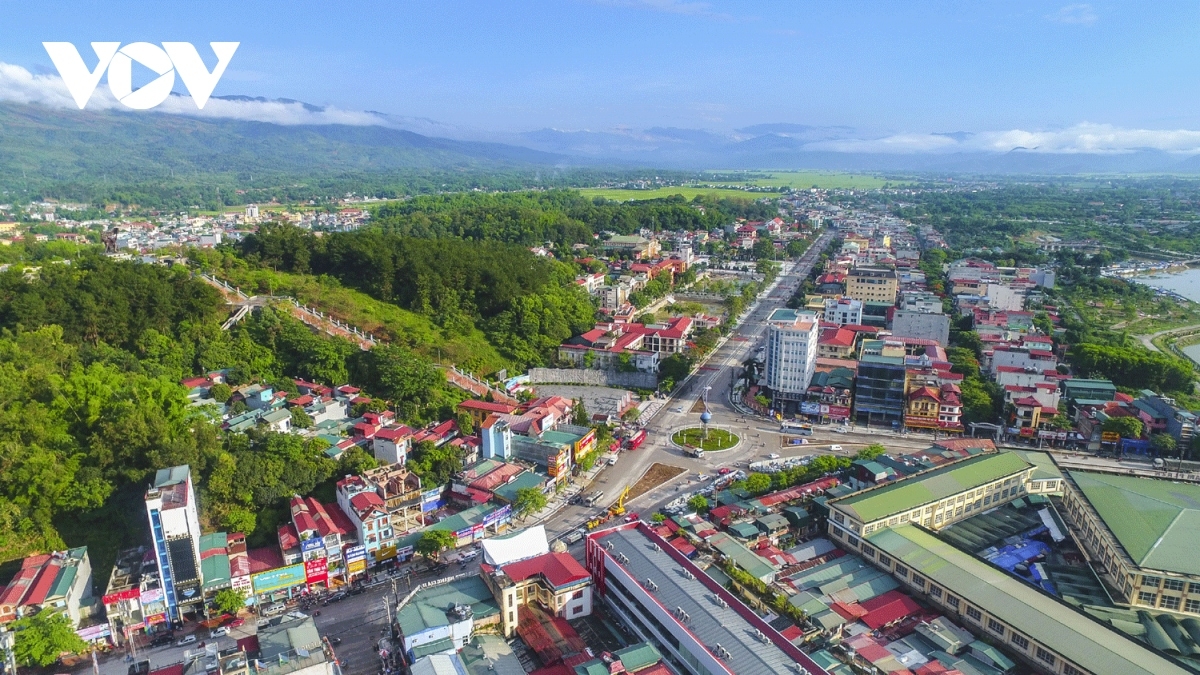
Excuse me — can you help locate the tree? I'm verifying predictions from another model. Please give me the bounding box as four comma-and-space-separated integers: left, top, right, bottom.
1103, 416, 1144, 439
212, 588, 247, 616
622, 407, 641, 423
659, 353, 692, 383
745, 472, 772, 496
514, 487, 548, 520
651, 512, 666, 524
1151, 433, 1178, 457
210, 382, 233, 403
289, 406, 314, 429
687, 494, 709, 513
221, 507, 257, 536
337, 446, 378, 475
456, 411, 475, 436
855, 444, 887, 461
571, 399, 589, 426
416, 529, 456, 562
11, 610, 88, 667
406, 441, 461, 487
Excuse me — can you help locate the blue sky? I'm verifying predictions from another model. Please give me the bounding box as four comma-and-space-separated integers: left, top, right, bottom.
2, 1, 1199, 148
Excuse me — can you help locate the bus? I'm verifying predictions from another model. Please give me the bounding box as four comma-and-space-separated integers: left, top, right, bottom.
780, 421, 813, 436
625, 429, 648, 450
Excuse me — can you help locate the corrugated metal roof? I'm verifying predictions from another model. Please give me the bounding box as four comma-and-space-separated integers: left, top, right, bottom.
868, 524, 1194, 675
833, 452, 1031, 523
1069, 470, 1200, 576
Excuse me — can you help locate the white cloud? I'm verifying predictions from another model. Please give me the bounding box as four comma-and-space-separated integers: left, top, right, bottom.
589, 0, 736, 21
799, 123, 1200, 155
1046, 3, 1098, 25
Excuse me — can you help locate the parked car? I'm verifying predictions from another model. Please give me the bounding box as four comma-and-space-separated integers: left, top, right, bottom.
768, 453, 780, 459
177, 635, 197, 647
460, 549, 479, 562
256, 618, 272, 629
718, 467, 732, 475
226, 618, 245, 629
150, 634, 174, 647
209, 627, 228, 639
830, 445, 843, 452
261, 602, 286, 617
624, 512, 640, 522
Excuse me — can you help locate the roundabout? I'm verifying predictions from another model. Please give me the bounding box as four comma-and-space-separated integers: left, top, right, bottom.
671, 426, 740, 452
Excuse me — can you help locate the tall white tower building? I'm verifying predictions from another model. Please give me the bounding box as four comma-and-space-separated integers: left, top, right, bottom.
764, 309, 819, 404
145, 465, 204, 622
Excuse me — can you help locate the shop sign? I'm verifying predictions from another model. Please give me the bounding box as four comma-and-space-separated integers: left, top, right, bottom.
304, 559, 327, 585
251, 564, 306, 594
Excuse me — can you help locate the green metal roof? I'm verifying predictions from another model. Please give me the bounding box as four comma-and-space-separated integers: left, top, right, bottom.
410, 636, 456, 660
492, 471, 547, 504
1069, 471, 1200, 576
202, 554, 232, 590
612, 643, 662, 671
707, 533, 776, 582
1009, 449, 1063, 482
728, 522, 760, 539
832, 451, 1031, 523
868, 524, 1194, 675
396, 576, 499, 637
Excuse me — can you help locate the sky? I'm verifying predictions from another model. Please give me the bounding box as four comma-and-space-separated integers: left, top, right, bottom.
2, 1, 1200, 153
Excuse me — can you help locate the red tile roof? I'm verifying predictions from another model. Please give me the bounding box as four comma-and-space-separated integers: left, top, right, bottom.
501, 552, 590, 588
458, 400, 519, 414
860, 590, 923, 629
277, 524, 300, 551
246, 546, 285, 574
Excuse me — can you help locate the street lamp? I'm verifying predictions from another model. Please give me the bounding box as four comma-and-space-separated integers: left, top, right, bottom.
701, 386, 713, 441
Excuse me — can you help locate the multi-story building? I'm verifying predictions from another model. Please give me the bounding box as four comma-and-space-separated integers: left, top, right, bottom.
364, 464, 426, 540
145, 465, 204, 622
585, 522, 828, 675
865, 524, 1190, 675
846, 267, 898, 305
336, 476, 394, 564
481, 550, 593, 638
0, 548, 93, 627
827, 451, 1036, 542
854, 354, 907, 426
823, 297, 863, 325
1061, 471, 1200, 618
891, 309, 951, 346
764, 309, 819, 406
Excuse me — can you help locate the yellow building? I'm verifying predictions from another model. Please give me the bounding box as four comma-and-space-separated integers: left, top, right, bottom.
846, 267, 898, 305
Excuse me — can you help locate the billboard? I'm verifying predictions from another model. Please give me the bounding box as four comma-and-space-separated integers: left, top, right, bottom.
455, 523, 485, 540
421, 487, 444, 513
301, 538, 324, 555
252, 564, 306, 594
139, 588, 163, 605
800, 402, 821, 415
304, 559, 328, 585
483, 504, 512, 527
76, 623, 112, 642
1101, 431, 1120, 442
344, 545, 367, 563
102, 588, 139, 605
827, 405, 851, 419
372, 545, 398, 563
347, 559, 366, 574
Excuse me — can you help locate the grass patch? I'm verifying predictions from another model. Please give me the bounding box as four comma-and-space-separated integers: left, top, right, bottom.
672, 427, 739, 451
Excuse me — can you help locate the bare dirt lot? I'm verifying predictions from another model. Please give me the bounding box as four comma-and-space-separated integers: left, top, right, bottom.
627, 463, 687, 501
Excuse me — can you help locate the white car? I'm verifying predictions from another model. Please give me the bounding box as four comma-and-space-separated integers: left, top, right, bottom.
833, 426, 849, 434
767, 453, 780, 459
830, 445, 843, 452
671, 407, 684, 413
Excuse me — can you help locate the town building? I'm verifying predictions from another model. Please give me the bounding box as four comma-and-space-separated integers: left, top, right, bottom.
827, 451, 1036, 542
144, 465, 204, 622
823, 297, 863, 325
846, 267, 898, 305
763, 309, 819, 406
1061, 471, 1200, 618
603, 235, 660, 259
584, 522, 828, 675
395, 576, 502, 662
853, 354, 907, 426
102, 547, 167, 644
0, 548, 92, 627
479, 531, 592, 638
865, 524, 1190, 675
891, 309, 950, 345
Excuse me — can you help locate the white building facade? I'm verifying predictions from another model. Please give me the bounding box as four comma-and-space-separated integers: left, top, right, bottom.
764, 309, 819, 401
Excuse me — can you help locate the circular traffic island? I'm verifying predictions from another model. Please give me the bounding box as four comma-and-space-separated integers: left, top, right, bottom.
671, 427, 740, 452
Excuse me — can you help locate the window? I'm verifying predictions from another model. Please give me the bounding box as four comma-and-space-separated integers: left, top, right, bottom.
894, 565, 908, 579
910, 574, 925, 589
966, 606, 982, 622
928, 584, 943, 599
987, 618, 1005, 636
847, 536, 860, 548
946, 595, 960, 609
1163, 596, 1181, 611
1062, 664, 1085, 675
1139, 591, 1158, 606
861, 545, 875, 558
878, 554, 891, 567
1142, 575, 1162, 588
572, 605, 585, 615
1164, 578, 1184, 592
1035, 647, 1056, 666
571, 590, 584, 599
1187, 599, 1200, 614
1011, 633, 1029, 650
1189, 582, 1200, 594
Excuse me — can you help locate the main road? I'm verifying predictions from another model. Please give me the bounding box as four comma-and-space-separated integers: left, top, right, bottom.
542, 229, 892, 539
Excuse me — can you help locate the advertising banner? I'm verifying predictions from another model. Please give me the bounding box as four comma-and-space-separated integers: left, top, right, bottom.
483, 504, 512, 527
76, 623, 112, 642
396, 545, 414, 559
251, 563, 306, 594
827, 405, 851, 419
421, 487, 444, 512
304, 558, 328, 585
143, 613, 167, 627
231, 575, 252, 592
102, 588, 139, 605
301, 538, 324, 555
347, 559, 366, 574
372, 545, 397, 563
344, 545, 367, 563
139, 588, 163, 605
800, 402, 821, 415
1101, 432, 1120, 442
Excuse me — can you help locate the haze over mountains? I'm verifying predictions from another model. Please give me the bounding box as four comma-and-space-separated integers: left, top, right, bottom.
5, 95, 1200, 184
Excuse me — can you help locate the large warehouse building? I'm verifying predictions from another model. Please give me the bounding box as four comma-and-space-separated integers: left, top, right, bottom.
585, 522, 828, 675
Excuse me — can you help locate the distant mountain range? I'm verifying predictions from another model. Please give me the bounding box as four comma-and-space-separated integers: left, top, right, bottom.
4, 97, 1200, 189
